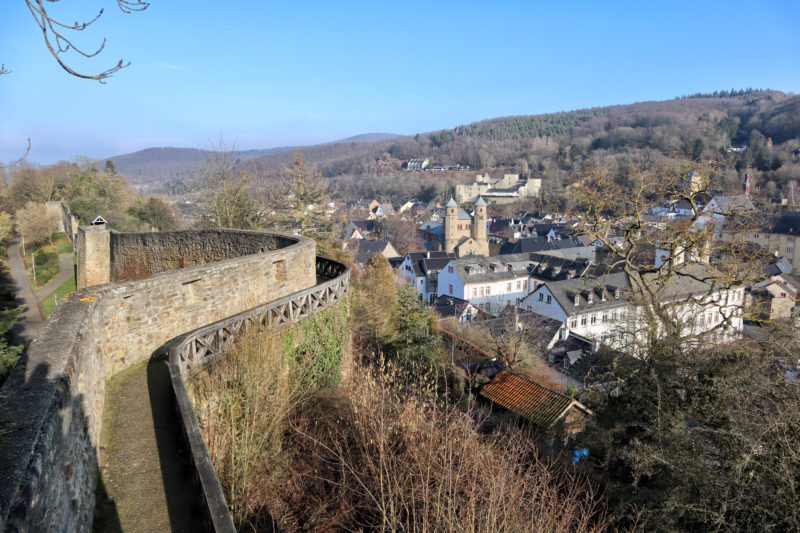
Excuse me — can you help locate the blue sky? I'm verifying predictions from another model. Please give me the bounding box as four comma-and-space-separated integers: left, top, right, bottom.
2, 1, 799, 164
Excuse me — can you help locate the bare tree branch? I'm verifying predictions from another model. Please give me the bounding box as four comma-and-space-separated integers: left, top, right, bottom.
17, 0, 149, 83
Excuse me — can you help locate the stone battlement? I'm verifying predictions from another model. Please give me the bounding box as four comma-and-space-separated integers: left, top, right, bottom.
0, 228, 318, 532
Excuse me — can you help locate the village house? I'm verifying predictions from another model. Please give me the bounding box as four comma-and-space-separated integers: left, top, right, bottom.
398, 251, 456, 302
750, 272, 800, 321
406, 158, 429, 171
520, 263, 745, 356
431, 295, 487, 322
344, 239, 399, 265
720, 211, 800, 272
342, 219, 378, 240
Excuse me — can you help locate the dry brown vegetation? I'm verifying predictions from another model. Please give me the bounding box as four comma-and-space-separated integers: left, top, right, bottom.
190, 285, 610, 532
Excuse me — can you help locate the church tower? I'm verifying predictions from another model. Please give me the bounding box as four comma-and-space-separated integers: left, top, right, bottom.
472, 196, 489, 256
444, 197, 458, 253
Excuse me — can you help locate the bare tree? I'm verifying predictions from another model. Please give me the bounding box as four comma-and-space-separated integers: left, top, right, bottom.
3, 1, 149, 83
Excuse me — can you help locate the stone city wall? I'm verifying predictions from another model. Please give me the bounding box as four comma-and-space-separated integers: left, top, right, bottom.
0, 230, 316, 532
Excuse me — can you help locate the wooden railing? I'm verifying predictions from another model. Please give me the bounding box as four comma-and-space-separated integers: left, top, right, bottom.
167, 256, 350, 532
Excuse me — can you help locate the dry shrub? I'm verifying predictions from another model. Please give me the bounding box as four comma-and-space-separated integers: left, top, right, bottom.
189, 327, 315, 528
276, 363, 610, 532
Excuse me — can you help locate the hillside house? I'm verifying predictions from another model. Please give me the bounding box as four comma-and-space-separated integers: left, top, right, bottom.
344, 239, 399, 265
343, 219, 378, 240
520, 263, 745, 355
720, 211, 800, 272
407, 158, 429, 171
432, 295, 487, 322
398, 251, 456, 302
750, 272, 800, 321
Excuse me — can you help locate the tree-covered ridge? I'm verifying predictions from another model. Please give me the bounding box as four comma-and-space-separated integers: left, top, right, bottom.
452, 108, 609, 141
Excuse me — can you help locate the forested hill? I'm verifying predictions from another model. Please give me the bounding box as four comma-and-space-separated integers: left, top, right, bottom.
110, 90, 800, 197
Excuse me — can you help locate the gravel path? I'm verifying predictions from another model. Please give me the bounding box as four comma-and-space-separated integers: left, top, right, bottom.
94, 358, 208, 533
6, 238, 43, 345
35, 253, 74, 301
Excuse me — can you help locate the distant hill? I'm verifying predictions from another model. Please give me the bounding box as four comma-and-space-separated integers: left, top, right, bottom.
339, 133, 402, 143
109, 133, 402, 186
109, 91, 800, 198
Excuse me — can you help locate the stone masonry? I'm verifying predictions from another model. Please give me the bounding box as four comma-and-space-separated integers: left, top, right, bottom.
0, 228, 317, 532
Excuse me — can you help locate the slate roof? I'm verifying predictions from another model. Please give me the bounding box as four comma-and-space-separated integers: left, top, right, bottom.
432, 295, 487, 320
405, 251, 455, 277
771, 212, 800, 235
448, 254, 537, 283
499, 237, 585, 255
538, 263, 731, 313
446, 197, 458, 207
350, 219, 377, 231
479, 370, 588, 428
346, 239, 392, 264
457, 208, 472, 220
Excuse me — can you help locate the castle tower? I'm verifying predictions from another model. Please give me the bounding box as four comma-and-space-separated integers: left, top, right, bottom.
472, 196, 489, 256
444, 197, 458, 253
743, 173, 751, 195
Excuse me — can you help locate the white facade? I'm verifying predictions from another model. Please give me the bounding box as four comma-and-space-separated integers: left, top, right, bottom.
437, 260, 531, 315
521, 276, 745, 355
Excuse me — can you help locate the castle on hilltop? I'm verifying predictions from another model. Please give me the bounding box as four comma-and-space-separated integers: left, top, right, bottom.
419, 197, 489, 257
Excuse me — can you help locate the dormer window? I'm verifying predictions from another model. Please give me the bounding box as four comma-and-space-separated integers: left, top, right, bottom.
574, 294, 580, 307
615, 287, 622, 299
601, 289, 607, 301
587, 292, 594, 305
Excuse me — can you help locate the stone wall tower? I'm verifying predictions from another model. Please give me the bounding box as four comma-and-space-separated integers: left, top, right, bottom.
471, 196, 489, 256
444, 197, 458, 253
76, 217, 111, 289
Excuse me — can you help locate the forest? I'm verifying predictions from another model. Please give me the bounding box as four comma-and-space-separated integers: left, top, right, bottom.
106, 89, 800, 206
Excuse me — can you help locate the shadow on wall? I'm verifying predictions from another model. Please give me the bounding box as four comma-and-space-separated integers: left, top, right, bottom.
147, 353, 209, 532
0, 363, 121, 531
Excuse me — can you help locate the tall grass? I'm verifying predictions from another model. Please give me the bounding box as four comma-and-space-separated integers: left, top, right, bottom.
189, 328, 318, 527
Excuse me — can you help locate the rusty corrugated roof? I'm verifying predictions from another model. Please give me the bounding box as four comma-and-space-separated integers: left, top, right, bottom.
479, 369, 576, 428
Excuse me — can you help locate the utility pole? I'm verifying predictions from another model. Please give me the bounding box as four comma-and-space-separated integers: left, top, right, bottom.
32, 252, 36, 281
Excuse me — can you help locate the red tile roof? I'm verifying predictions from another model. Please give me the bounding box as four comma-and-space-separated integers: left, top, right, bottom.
480, 369, 587, 428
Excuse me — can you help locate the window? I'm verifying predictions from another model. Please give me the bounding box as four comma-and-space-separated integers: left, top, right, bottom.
448, 284, 453, 295
448, 265, 453, 274
781, 292, 787, 298
458, 224, 462, 230
522, 280, 527, 290
516, 280, 521, 290
486, 286, 491, 296
602, 311, 608, 322
580, 315, 587, 326
507, 283, 512, 292
479, 287, 484, 297
538, 293, 544, 301
590, 314, 597, 324
472, 287, 477, 298
546, 295, 552, 304
569, 318, 577, 329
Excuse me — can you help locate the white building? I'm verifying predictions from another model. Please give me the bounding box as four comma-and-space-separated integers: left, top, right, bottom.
520, 263, 744, 355
436, 256, 535, 315
398, 251, 456, 302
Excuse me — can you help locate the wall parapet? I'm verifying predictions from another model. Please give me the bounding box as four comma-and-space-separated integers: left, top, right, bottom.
167, 256, 350, 531
0, 230, 318, 532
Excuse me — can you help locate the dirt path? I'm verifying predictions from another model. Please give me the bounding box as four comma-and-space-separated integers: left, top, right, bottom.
6, 239, 43, 345
35, 253, 74, 301
95, 358, 207, 533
